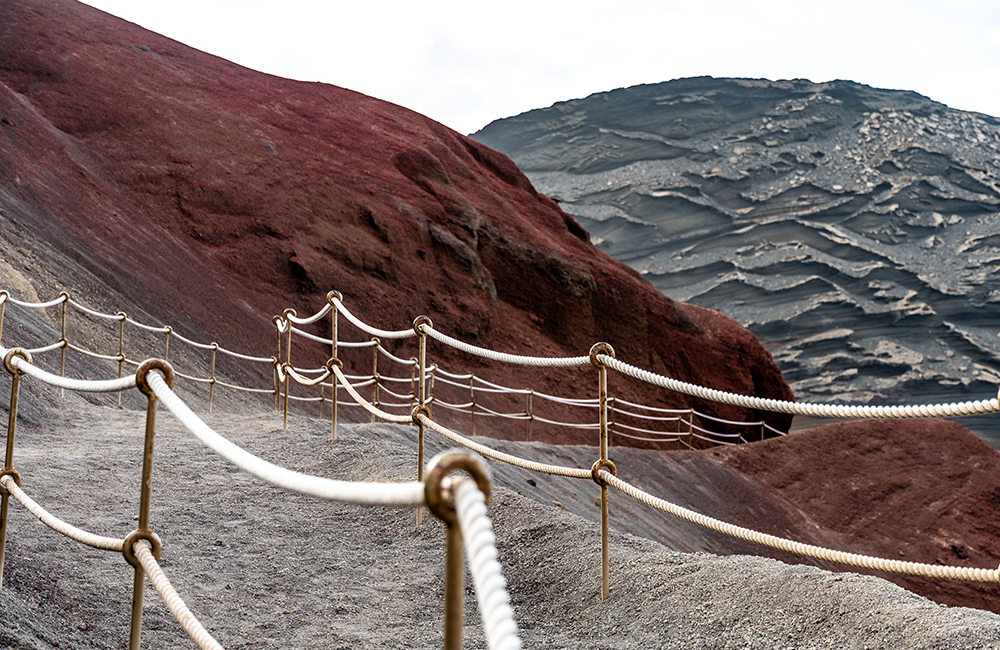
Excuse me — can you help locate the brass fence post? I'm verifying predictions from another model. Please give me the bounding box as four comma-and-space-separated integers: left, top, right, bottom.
590, 342, 615, 602
281, 309, 295, 429
525, 389, 534, 441
687, 409, 694, 450
0, 348, 30, 588
469, 375, 476, 437
0, 290, 7, 343
371, 338, 380, 423
328, 291, 342, 441
58, 292, 68, 397
413, 316, 432, 526
424, 450, 492, 650
272, 317, 283, 412
126, 360, 173, 650
208, 343, 218, 413
116, 312, 126, 408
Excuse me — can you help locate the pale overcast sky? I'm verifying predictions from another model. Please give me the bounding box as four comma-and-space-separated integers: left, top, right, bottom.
81, 0, 1000, 135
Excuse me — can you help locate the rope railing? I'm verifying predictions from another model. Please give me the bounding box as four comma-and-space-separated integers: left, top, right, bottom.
7, 287, 1000, 649
1, 348, 518, 650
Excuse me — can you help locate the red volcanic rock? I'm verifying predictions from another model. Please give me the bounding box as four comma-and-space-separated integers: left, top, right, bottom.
711, 418, 1000, 612
0, 0, 792, 442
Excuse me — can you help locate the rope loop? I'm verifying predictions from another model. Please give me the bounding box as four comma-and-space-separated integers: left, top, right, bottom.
135, 359, 175, 397
424, 449, 491, 526
0, 467, 21, 496
123, 529, 163, 567
589, 342, 615, 368
591, 458, 617, 487
413, 315, 433, 336
411, 404, 431, 423
3, 347, 32, 376
326, 290, 344, 306
326, 357, 344, 372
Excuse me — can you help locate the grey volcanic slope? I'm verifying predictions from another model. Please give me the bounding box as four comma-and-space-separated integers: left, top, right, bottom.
473, 77, 1000, 442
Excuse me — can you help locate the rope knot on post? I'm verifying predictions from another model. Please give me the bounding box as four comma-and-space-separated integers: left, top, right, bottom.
413, 315, 433, 336
589, 342, 615, 368
135, 359, 175, 397
591, 458, 618, 487
0, 468, 20, 497
123, 529, 163, 568
424, 449, 492, 524
3, 348, 31, 376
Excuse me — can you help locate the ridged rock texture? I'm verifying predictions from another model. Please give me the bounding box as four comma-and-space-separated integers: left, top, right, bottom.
473, 77, 1000, 443
0, 2, 793, 444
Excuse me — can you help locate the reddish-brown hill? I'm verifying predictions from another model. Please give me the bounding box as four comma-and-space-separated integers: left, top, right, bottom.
0, 0, 792, 442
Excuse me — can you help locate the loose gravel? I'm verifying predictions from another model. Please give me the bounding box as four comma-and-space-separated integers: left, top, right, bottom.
2, 396, 1000, 649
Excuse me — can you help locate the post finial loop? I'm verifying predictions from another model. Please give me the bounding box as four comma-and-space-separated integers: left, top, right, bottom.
122, 529, 163, 567
3, 348, 31, 376
424, 450, 491, 526
591, 458, 618, 487
326, 290, 344, 305
0, 468, 22, 496
589, 342, 615, 368
413, 315, 432, 336
135, 359, 174, 397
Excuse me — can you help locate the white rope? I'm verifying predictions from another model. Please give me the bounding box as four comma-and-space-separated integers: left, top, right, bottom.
1, 476, 124, 552
332, 366, 413, 424
332, 298, 415, 340
124, 316, 171, 334
422, 325, 590, 368
600, 355, 1000, 419
290, 326, 334, 346
134, 543, 225, 650
24, 341, 66, 355
374, 344, 417, 365
285, 303, 333, 326
10, 294, 68, 309
66, 297, 119, 318
601, 471, 1000, 582
1, 346, 137, 393
147, 371, 425, 506
417, 413, 591, 479
454, 481, 521, 650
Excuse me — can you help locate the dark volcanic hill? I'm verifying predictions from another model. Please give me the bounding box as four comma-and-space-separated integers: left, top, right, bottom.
0, 3, 793, 442
473, 77, 1000, 442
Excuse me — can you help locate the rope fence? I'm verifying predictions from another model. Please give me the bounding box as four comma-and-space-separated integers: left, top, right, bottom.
4, 286, 1000, 648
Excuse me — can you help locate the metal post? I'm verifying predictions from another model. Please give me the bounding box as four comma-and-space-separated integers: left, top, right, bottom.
0, 290, 7, 344
58, 293, 68, 398
272, 317, 282, 412
328, 291, 342, 441
589, 342, 615, 602
423, 450, 492, 650
469, 376, 476, 436
413, 316, 432, 526
688, 409, 694, 450
125, 360, 172, 650
525, 389, 534, 441
116, 313, 126, 408
0, 349, 30, 588
371, 338, 380, 423
282, 309, 295, 429
208, 343, 218, 413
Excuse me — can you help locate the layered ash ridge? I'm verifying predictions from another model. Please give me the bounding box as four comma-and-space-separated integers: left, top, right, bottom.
0, 2, 792, 442
473, 77, 1000, 440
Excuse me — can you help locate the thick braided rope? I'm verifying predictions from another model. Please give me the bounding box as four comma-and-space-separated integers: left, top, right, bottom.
602, 471, 1000, 583
332, 366, 414, 424
599, 355, 1000, 419
421, 325, 591, 368
1, 346, 137, 393
146, 371, 426, 507
454, 481, 521, 650
133, 543, 225, 650
416, 413, 591, 479
331, 298, 415, 340
1, 476, 124, 552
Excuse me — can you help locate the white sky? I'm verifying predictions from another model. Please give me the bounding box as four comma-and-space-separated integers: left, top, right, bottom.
81, 0, 1000, 135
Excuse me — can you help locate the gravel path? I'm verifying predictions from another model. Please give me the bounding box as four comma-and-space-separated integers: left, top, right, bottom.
2, 396, 1000, 649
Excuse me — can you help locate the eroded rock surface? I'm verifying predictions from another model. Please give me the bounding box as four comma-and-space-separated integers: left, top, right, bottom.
0, 4, 792, 443
473, 78, 1000, 442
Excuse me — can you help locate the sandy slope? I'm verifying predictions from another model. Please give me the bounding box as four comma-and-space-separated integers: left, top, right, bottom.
2, 396, 1000, 649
